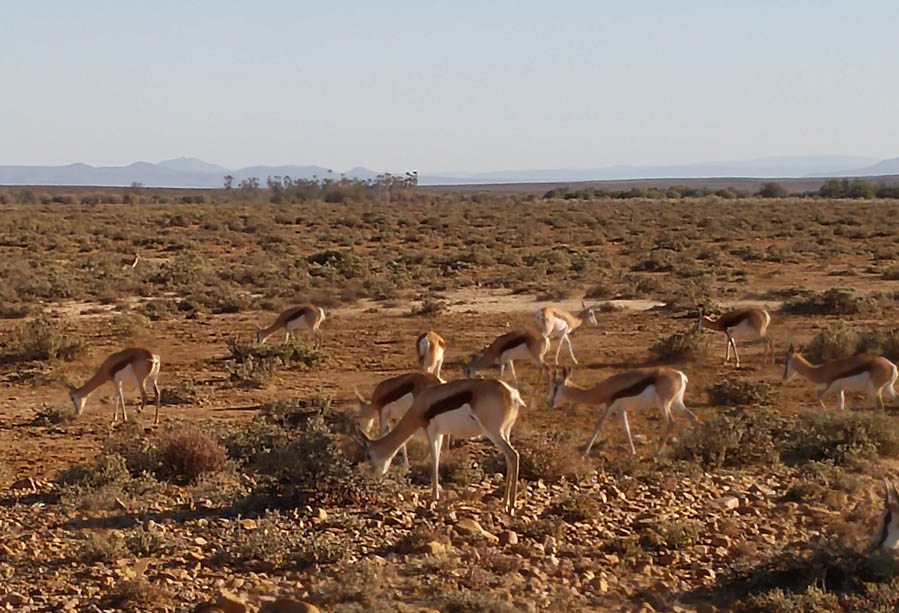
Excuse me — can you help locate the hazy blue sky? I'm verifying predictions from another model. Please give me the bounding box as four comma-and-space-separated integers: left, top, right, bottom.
1, 1, 897, 172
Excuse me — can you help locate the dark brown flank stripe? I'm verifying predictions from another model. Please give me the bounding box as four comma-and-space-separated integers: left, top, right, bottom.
380, 381, 416, 406
719, 310, 751, 330
498, 335, 527, 355
423, 390, 474, 421
610, 376, 655, 402
285, 306, 312, 323
833, 362, 873, 380
108, 357, 133, 376
878, 510, 893, 548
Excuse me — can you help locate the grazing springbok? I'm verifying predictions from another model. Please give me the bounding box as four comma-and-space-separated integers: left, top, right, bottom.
121, 253, 140, 271
463, 330, 550, 383
871, 479, 899, 552
697, 307, 773, 367
352, 378, 526, 514
783, 344, 898, 411
547, 366, 697, 456
256, 304, 325, 348
534, 300, 598, 365
416, 331, 446, 382
353, 371, 442, 467
67, 348, 161, 425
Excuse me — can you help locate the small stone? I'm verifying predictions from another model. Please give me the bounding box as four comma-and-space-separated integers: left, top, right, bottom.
239, 518, 258, 530
423, 541, 445, 555
499, 530, 519, 546
259, 599, 321, 613
590, 577, 609, 593
719, 496, 740, 510
312, 508, 328, 522
697, 567, 717, 581
215, 589, 248, 613
9, 477, 37, 491
194, 537, 208, 546
2, 592, 26, 607
454, 518, 498, 542
710, 535, 731, 548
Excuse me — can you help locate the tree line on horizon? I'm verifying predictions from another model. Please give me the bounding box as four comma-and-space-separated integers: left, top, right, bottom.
542, 177, 899, 200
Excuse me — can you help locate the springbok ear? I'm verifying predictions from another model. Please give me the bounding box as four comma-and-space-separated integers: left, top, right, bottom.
581, 298, 586, 309
562, 366, 572, 381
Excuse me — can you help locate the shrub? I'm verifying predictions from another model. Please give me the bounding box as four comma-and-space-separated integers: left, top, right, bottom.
79, 531, 128, 562
673, 407, 783, 468
157, 428, 227, 483
757, 182, 789, 198
781, 288, 877, 315
780, 410, 899, 466
707, 379, 773, 406
32, 404, 76, 426
484, 428, 592, 484
804, 322, 899, 363
650, 328, 710, 362
11, 316, 88, 362
158, 380, 200, 405
693, 538, 899, 612
409, 296, 445, 316
547, 494, 601, 522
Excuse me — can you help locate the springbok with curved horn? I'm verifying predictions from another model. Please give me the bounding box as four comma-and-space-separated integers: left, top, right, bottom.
352, 378, 525, 514
534, 300, 598, 365
697, 307, 773, 367
871, 479, 899, 552
353, 371, 442, 467
416, 331, 446, 382
66, 348, 161, 425
463, 330, 550, 383
783, 344, 898, 411
256, 304, 325, 348
121, 252, 140, 271
547, 366, 697, 456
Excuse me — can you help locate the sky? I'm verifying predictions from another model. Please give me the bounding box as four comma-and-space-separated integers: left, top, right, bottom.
1, 1, 898, 173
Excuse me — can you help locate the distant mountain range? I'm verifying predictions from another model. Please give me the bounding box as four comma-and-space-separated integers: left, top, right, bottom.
0, 155, 897, 188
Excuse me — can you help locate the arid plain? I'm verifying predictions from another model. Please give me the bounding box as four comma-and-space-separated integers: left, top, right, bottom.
1, 190, 899, 612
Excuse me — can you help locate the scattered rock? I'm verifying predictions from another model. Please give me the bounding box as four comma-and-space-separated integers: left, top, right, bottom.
718, 496, 740, 510
499, 530, 519, 546
454, 518, 498, 542
214, 589, 249, 613
423, 541, 446, 555
259, 599, 321, 613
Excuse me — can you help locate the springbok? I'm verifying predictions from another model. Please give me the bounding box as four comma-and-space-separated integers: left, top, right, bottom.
534, 300, 598, 365
67, 348, 161, 425
697, 307, 773, 367
121, 253, 140, 271
783, 344, 898, 411
353, 371, 442, 467
256, 304, 325, 348
547, 366, 697, 456
352, 378, 526, 514
416, 331, 446, 382
464, 330, 550, 383
871, 479, 899, 552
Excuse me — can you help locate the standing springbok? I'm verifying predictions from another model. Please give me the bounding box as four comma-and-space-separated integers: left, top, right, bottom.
463, 330, 550, 383
416, 331, 446, 382
256, 304, 325, 348
353, 371, 442, 467
66, 348, 161, 425
871, 479, 899, 552
352, 378, 526, 514
547, 366, 697, 456
783, 344, 898, 411
121, 252, 140, 271
534, 300, 598, 365
697, 307, 773, 367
